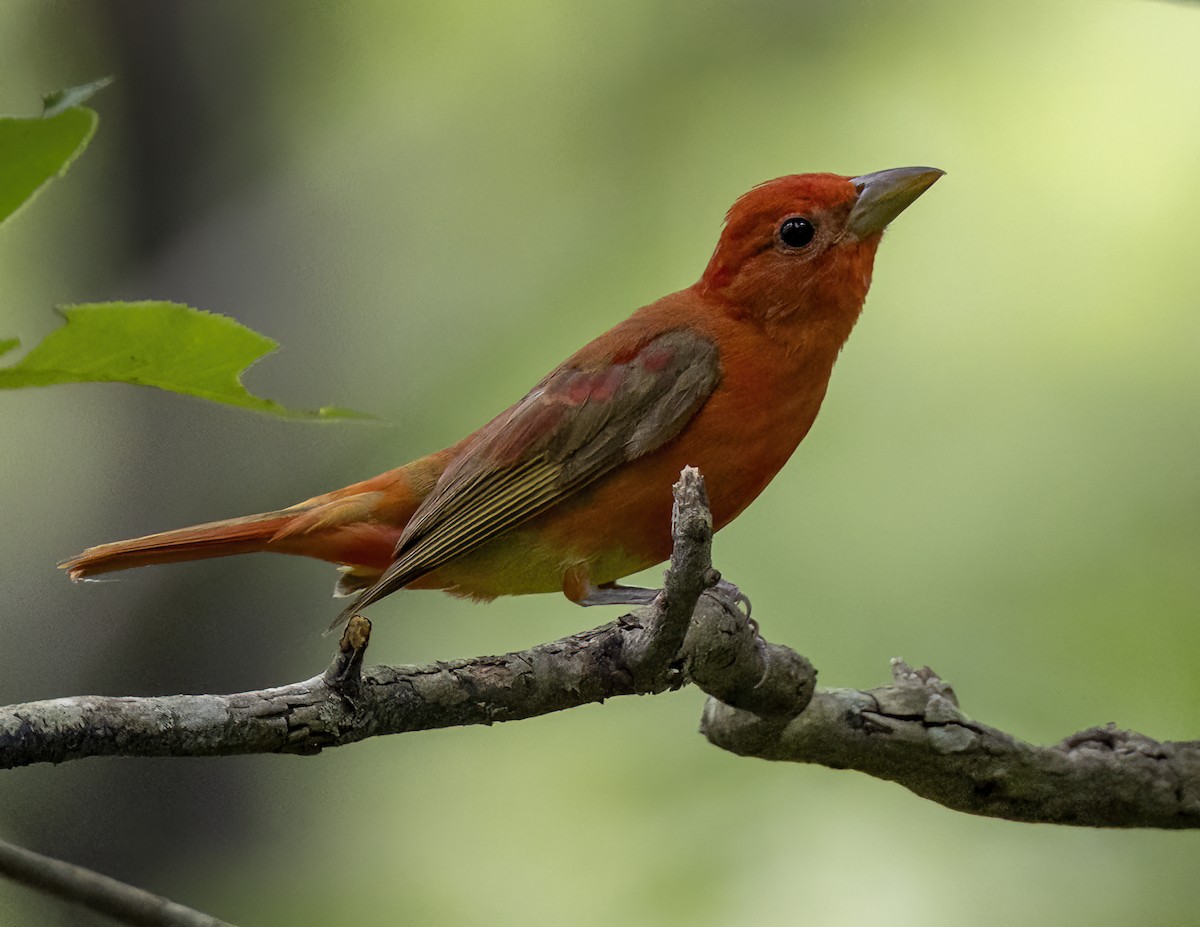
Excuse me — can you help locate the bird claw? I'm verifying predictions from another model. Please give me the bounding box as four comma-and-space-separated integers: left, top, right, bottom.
706, 578, 756, 631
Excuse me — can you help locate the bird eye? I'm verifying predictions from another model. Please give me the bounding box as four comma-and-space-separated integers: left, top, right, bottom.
778, 217, 816, 249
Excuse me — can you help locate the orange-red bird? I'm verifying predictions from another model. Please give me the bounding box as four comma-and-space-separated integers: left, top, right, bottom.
63, 168, 942, 624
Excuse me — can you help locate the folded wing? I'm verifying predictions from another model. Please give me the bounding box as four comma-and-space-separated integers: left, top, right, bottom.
335, 328, 721, 623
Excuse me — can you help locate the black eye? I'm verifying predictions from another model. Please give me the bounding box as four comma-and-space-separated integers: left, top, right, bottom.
779, 216, 816, 249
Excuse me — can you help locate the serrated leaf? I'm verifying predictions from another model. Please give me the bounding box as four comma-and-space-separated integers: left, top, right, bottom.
0, 80, 109, 226
0, 302, 374, 421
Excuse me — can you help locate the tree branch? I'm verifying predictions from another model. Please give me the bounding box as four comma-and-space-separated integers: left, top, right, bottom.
0, 468, 809, 770
701, 661, 1200, 829
1, 467, 1196, 833
0, 837, 233, 927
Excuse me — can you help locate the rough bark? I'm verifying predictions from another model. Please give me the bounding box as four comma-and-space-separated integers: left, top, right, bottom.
701, 661, 1200, 829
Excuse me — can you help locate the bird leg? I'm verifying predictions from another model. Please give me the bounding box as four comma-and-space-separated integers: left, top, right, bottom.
574, 581, 661, 607
573, 577, 752, 626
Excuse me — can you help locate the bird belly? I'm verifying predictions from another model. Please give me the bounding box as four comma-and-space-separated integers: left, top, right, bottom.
417, 528, 647, 600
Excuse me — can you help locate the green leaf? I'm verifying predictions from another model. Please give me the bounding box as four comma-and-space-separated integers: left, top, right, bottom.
0, 302, 374, 421
0, 79, 110, 226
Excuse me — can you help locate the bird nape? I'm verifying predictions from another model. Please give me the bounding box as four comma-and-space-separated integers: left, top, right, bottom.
62, 167, 943, 628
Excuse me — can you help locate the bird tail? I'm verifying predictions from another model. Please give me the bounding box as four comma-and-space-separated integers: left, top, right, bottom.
60, 509, 305, 580
59, 458, 450, 590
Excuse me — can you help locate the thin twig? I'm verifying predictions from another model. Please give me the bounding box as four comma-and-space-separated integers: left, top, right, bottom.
0, 837, 234, 927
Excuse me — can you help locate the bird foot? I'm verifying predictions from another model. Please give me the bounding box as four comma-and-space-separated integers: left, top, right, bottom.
705, 578, 756, 632
710, 578, 752, 615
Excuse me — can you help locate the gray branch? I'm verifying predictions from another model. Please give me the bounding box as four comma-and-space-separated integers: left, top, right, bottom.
1, 466, 1197, 839
0, 837, 233, 927
701, 661, 1200, 829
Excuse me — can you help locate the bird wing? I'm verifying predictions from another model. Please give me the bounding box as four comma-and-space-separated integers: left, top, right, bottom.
336, 328, 721, 620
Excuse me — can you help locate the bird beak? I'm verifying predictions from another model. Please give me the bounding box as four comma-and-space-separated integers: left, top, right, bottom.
848, 166, 944, 238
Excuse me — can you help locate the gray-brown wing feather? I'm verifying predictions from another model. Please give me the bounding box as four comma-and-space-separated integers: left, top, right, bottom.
333, 329, 720, 623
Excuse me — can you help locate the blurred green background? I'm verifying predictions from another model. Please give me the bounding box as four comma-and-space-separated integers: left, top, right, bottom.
3, 1, 1199, 924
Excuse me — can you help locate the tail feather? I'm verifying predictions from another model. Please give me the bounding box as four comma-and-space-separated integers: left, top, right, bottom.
60, 460, 446, 592
60, 510, 302, 580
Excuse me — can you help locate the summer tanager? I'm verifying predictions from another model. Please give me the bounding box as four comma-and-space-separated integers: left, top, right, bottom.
63, 167, 942, 625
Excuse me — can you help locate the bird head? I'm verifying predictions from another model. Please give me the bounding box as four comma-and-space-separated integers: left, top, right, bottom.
700, 167, 943, 324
